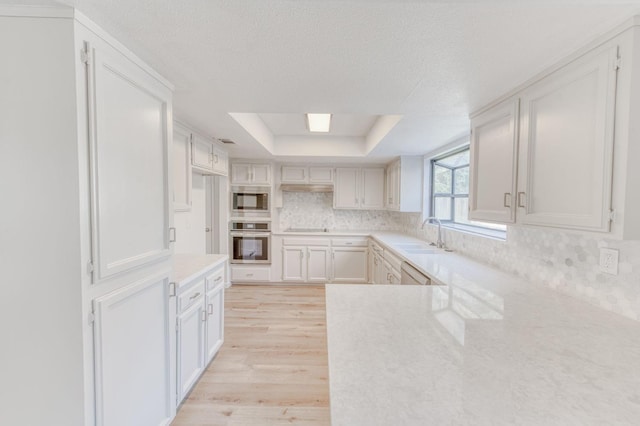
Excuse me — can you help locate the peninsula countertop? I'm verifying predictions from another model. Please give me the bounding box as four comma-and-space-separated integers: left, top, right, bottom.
325, 260, 640, 425
172, 253, 228, 286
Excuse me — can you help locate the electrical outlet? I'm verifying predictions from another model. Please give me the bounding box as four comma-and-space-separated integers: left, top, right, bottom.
599, 248, 619, 275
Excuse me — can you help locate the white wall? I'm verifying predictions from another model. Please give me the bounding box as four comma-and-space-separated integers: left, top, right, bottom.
0, 16, 85, 425
174, 172, 207, 254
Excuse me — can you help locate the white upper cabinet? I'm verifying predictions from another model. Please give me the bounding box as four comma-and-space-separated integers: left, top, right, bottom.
334, 167, 384, 210
231, 162, 272, 185
469, 98, 519, 224
360, 168, 385, 209
281, 166, 333, 184
191, 133, 213, 172
212, 146, 228, 176
384, 157, 423, 212
469, 41, 624, 235
86, 36, 173, 282
191, 131, 228, 177
518, 46, 618, 232
173, 123, 192, 212
334, 168, 360, 209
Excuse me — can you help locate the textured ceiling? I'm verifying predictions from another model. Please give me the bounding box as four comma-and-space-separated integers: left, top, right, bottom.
6, 0, 640, 161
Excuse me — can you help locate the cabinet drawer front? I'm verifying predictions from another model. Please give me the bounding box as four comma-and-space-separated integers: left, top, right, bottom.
370, 241, 383, 255
283, 238, 330, 246
205, 265, 225, 292
384, 250, 402, 272
178, 278, 205, 313
331, 237, 368, 247
231, 266, 271, 282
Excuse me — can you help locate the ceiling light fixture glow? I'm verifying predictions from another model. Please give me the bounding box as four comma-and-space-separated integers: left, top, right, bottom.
306, 113, 331, 132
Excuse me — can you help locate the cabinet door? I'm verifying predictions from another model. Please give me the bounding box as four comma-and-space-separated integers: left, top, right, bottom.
334, 168, 360, 209
87, 41, 172, 281
231, 163, 252, 184
386, 161, 400, 210
192, 135, 213, 172
173, 123, 192, 212
307, 246, 330, 283
205, 283, 224, 364
281, 166, 308, 183
251, 164, 271, 185
374, 253, 386, 284
93, 272, 175, 426
518, 46, 617, 232
332, 247, 368, 283
308, 167, 333, 183
177, 298, 206, 402
282, 246, 306, 281
212, 146, 228, 176
361, 168, 385, 210
469, 98, 519, 223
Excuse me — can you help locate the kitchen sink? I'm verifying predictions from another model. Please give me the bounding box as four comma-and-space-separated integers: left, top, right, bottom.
395, 243, 430, 250
403, 248, 440, 255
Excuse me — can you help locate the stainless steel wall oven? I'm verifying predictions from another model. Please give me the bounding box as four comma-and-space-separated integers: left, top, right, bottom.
230, 221, 271, 264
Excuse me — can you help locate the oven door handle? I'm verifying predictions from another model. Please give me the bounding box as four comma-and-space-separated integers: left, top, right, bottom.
230, 231, 271, 237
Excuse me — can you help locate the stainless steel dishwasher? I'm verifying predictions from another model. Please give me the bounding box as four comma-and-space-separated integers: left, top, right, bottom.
400, 262, 431, 285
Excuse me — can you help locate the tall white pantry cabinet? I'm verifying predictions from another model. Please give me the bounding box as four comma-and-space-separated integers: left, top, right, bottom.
1, 7, 176, 426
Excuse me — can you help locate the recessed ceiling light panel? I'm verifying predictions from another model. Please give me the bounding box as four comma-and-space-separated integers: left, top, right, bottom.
306, 113, 331, 133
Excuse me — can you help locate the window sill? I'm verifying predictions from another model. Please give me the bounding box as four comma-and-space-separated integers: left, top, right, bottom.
440, 222, 507, 241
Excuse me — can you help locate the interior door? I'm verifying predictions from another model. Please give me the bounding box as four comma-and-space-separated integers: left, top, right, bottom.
87, 40, 172, 282
92, 271, 175, 426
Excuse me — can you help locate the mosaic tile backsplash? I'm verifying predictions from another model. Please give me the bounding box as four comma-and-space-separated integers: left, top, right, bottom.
278, 192, 639, 320
278, 192, 403, 231
398, 212, 640, 321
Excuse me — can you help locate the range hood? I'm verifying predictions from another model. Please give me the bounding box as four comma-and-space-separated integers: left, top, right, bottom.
280, 184, 334, 193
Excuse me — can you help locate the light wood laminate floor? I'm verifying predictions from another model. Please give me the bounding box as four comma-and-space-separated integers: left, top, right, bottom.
172, 285, 330, 425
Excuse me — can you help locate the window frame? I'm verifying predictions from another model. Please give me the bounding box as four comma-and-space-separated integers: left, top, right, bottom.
429, 146, 506, 238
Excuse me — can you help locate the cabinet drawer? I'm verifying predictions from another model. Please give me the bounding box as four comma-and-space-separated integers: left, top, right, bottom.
384, 250, 402, 272
206, 264, 225, 292
231, 266, 271, 282
370, 241, 384, 255
283, 238, 330, 246
331, 237, 368, 247
178, 278, 205, 314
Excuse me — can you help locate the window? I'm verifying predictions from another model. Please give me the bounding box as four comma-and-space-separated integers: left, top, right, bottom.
431, 147, 506, 236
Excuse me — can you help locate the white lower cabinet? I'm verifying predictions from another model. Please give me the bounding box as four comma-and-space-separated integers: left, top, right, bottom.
92, 272, 176, 426
205, 281, 225, 363
282, 239, 330, 283
177, 289, 206, 401
331, 247, 368, 283
176, 263, 225, 404
373, 252, 385, 284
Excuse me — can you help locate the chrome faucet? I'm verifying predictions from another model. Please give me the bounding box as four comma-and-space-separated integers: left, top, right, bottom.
421, 217, 444, 249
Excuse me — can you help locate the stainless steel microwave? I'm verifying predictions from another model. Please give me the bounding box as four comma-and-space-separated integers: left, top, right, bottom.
231, 187, 270, 216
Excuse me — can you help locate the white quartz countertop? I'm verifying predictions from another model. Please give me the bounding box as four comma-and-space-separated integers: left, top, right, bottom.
326, 233, 640, 425
172, 253, 228, 285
